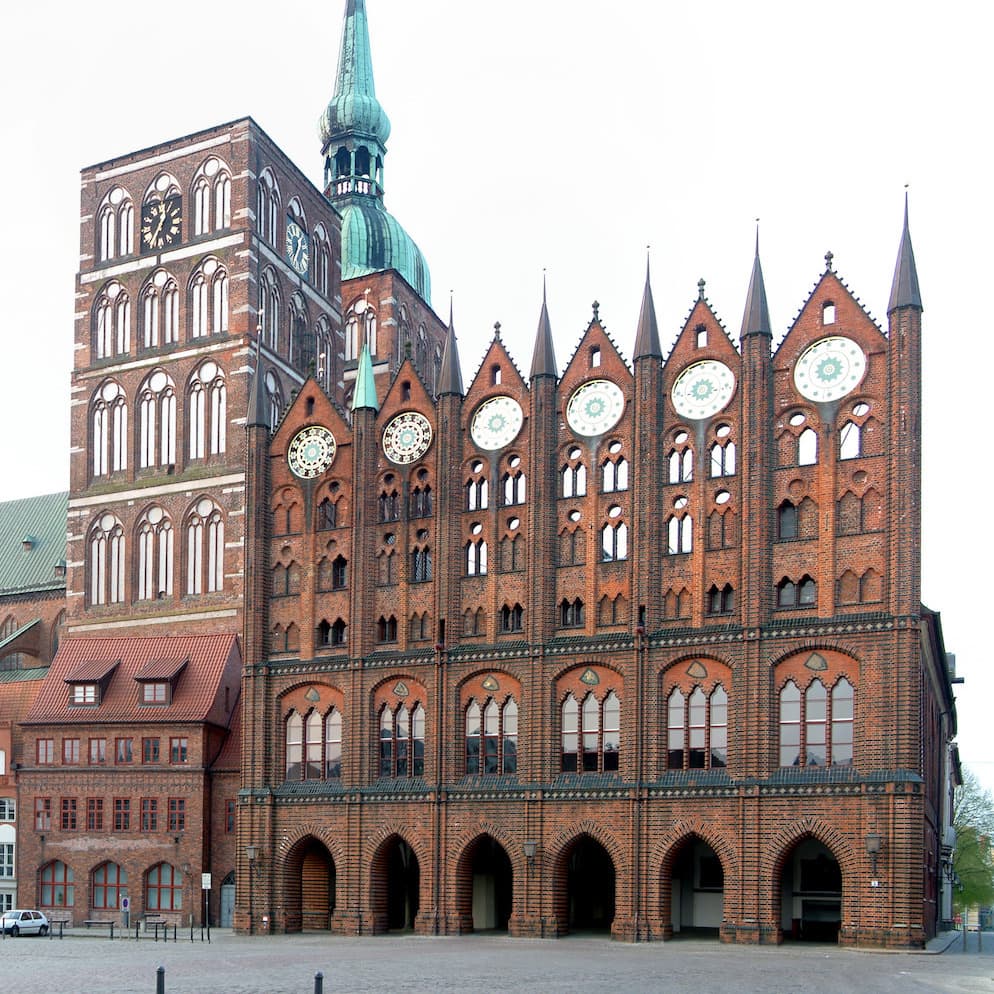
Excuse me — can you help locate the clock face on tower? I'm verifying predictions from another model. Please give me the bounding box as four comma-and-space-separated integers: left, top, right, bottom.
287, 425, 336, 479
793, 336, 867, 403
382, 411, 433, 464
470, 395, 524, 450
565, 379, 625, 437
671, 360, 736, 420
140, 196, 182, 251
286, 220, 310, 276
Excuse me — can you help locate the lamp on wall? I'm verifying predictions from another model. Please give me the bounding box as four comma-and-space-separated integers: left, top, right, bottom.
523, 840, 537, 875
865, 832, 883, 876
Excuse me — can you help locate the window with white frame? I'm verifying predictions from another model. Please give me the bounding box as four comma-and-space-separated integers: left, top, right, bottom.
88, 512, 125, 604
185, 498, 224, 594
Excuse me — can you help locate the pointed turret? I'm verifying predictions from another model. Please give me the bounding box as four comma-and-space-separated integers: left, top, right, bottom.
247, 338, 270, 429
633, 258, 662, 359
437, 300, 463, 397
740, 230, 772, 338
529, 278, 557, 380
351, 343, 379, 412
888, 194, 923, 313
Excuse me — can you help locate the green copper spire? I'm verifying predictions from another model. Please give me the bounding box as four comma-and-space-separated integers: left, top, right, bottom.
351, 343, 379, 412
320, 0, 391, 155
320, 0, 432, 305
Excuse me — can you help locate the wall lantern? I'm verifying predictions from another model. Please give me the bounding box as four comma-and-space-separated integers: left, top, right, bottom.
865, 832, 883, 875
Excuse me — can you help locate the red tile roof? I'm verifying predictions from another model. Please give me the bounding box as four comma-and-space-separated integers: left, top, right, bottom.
65, 658, 119, 683
134, 657, 188, 681
26, 634, 240, 725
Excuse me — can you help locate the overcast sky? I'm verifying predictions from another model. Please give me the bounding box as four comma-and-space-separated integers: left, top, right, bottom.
1, 1, 991, 793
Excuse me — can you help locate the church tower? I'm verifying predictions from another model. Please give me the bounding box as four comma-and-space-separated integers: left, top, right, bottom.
321, 0, 447, 402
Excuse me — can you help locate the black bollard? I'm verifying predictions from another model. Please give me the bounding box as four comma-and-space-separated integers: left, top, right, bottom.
314, 972, 324, 994
156, 965, 165, 994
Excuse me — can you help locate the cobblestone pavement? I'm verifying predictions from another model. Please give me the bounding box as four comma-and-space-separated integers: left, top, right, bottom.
2, 929, 993, 994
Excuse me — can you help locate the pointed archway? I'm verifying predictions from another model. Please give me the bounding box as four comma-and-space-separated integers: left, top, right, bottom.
561, 834, 615, 934
663, 836, 724, 937
370, 835, 420, 933
779, 837, 842, 942
282, 837, 336, 933
455, 834, 513, 933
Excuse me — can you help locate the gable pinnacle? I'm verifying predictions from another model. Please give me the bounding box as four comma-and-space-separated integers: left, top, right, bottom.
633, 252, 662, 359
351, 343, 379, 412
825, 250, 834, 273
247, 335, 270, 429
698, 278, 706, 301
740, 227, 772, 339
530, 277, 558, 380
437, 295, 464, 397
888, 190, 923, 313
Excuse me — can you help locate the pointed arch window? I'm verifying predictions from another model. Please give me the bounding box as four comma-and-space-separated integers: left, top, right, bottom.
142, 272, 180, 348
379, 703, 425, 778
92, 862, 127, 910
839, 420, 861, 460
710, 441, 736, 477
94, 282, 131, 359
559, 597, 584, 628
668, 440, 693, 483
667, 684, 728, 769
97, 187, 134, 262
40, 860, 74, 907
91, 382, 128, 477
561, 690, 620, 773
798, 427, 818, 466
501, 467, 526, 506
185, 499, 224, 594
465, 697, 518, 775
601, 520, 628, 561
191, 260, 228, 338
145, 863, 183, 912
561, 460, 587, 498
779, 677, 854, 767
411, 545, 432, 583
667, 514, 693, 554
466, 536, 488, 576
193, 158, 232, 235
188, 362, 226, 459
777, 574, 816, 608
136, 506, 173, 601
466, 473, 489, 511
88, 513, 125, 605
499, 602, 524, 633
138, 370, 176, 469
602, 455, 629, 493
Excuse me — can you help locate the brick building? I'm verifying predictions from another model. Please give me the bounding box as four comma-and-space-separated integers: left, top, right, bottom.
9, 0, 956, 947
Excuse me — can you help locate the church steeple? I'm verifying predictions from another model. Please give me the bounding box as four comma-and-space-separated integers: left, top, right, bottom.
437, 300, 464, 397
320, 0, 390, 200
740, 228, 772, 338
633, 257, 662, 359
888, 193, 923, 313
351, 343, 379, 412
529, 277, 558, 380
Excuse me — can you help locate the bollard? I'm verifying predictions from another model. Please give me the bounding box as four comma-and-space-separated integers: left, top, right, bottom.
314, 971, 324, 994
156, 965, 165, 994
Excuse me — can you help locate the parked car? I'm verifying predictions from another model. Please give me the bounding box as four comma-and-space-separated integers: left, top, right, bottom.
1, 909, 50, 936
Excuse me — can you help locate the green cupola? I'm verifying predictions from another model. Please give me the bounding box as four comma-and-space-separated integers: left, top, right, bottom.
320, 0, 432, 304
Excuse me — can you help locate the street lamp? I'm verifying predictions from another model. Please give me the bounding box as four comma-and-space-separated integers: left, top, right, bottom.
865, 832, 883, 876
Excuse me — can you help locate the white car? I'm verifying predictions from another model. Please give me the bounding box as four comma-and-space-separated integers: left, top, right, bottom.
1, 909, 50, 936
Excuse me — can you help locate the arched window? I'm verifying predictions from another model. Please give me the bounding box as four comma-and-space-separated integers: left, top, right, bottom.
410, 482, 433, 518
501, 468, 526, 506
839, 420, 861, 460
145, 863, 183, 912
778, 501, 798, 540
668, 438, 693, 483
601, 521, 628, 561
559, 597, 584, 627
285, 710, 303, 779
93, 282, 131, 359
379, 488, 400, 522
138, 370, 176, 470
40, 860, 74, 907
88, 513, 125, 605
91, 381, 128, 477
780, 677, 854, 767
92, 862, 127, 909
602, 455, 629, 493
344, 298, 376, 361
379, 703, 425, 778
667, 514, 692, 554
667, 684, 728, 769
193, 158, 232, 235
499, 603, 523, 633
135, 506, 173, 601
710, 441, 736, 477
141, 271, 180, 348
465, 697, 518, 775
561, 460, 587, 498
188, 362, 226, 459
97, 187, 134, 261
466, 474, 489, 511
561, 690, 620, 773
376, 615, 398, 642
190, 260, 228, 338
466, 538, 488, 576
798, 427, 818, 466
411, 546, 432, 583
185, 498, 224, 594
257, 169, 281, 244
706, 583, 734, 615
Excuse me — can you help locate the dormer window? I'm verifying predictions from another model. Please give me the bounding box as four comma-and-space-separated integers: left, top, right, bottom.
65, 658, 119, 707
72, 684, 98, 706
135, 657, 188, 707
143, 682, 170, 705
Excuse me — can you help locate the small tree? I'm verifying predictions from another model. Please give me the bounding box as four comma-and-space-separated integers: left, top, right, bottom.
953, 769, 994, 914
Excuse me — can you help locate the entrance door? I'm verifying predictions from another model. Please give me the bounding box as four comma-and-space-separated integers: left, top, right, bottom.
219, 872, 235, 927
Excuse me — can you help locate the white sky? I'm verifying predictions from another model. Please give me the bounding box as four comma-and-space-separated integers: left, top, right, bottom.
1, 1, 991, 792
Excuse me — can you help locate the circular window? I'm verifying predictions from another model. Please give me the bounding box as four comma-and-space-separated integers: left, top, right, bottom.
853, 402, 870, 417
716, 424, 731, 439
608, 441, 622, 454
472, 461, 483, 474
508, 517, 520, 531
569, 510, 581, 522
715, 490, 731, 505
569, 447, 582, 460
509, 455, 521, 468
384, 533, 396, 545
608, 505, 622, 519
416, 529, 429, 542
471, 523, 483, 535
789, 413, 806, 427
674, 496, 688, 510
674, 431, 688, 445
